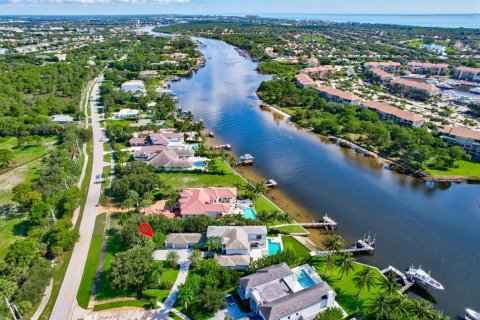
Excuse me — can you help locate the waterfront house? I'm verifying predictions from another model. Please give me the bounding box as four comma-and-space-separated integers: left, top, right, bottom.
367, 67, 394, 82
362, 101, 426, 127
238, 263, 337, 320
207, 225, 267, 270
364, 61, 401, 73
115, 108, 140, 119
307, 57, 318, 68
454, 66, 480, 82
51, 114, 74, 124
300, 65, 336, 79
164, 233, 205, 249
294, 74, 316, 89
140, 149, 200, 171
121, 79, 147, 96
442, 126, 480, 159
176, 187, 238, 219
390, 78, 440, 101
407, 62, 449, 75
316, 86, 363, 105
139, 70, 158, 77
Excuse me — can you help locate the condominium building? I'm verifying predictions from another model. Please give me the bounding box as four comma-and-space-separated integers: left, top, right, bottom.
408, 62, 449, 75
442, 126, 480, 159
364, 61, 401, 73
316, 86, 363, 105
454, 66, 480, 82
390, 78, 440, 101
362, 101, 426, 127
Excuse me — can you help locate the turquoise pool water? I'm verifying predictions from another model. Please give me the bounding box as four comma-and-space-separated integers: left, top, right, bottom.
268, 239, 281, 255
193, 161, 206, 167
243, 207, 257, 219
296, 269, 315, 289
191, 145, 199, 150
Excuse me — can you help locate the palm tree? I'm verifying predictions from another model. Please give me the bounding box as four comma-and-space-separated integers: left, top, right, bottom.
269, 209, 283, 224
122, 190, 139, 210
379, 272, 400, 296
323, 253, 335, 277
204, 237, 222, 253
352, 266, 376, 297
177, 282, 196, 311
188, 249, 203, 268
323, 234, 345, 253
387, 295, 407, 319
166, 250, 180, 268
150, 262, 165, 286
432, 310, 450, 320
253, 181, 267, 195
406, 298, 435, 320
256, 210, 273, 224
369, 293, 392, 320
278, 211, 294, 224
139, 191, 155, 213
336, 252, 355, 280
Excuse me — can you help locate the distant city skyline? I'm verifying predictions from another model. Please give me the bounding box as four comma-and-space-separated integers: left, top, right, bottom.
0, 0, 479, 15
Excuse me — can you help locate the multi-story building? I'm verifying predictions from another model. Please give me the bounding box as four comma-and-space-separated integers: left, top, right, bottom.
454, 66, 480, 82
294, 73, 317, 88
407, 62, 449, 75
442, 126, 480, 159
390, 78, 440, 101
300, 65, 336, 79
316, 86, 363, 105
367, 67, 394, 82
362, 100, 426, 127
364, 61, 401, 73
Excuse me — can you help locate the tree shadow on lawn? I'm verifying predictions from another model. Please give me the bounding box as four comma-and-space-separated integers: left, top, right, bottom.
335, 288, 367, 315
12, 219, 29, 236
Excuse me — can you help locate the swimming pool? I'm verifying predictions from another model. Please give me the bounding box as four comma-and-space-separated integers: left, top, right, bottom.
243, 207, 257, 219
193, 161, 206, 168
296, 269, 315, 289
268, 238, 282, 255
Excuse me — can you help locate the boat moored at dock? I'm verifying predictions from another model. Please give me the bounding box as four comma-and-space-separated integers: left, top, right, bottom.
465, 308, 480, 320
405, 266, 444, 290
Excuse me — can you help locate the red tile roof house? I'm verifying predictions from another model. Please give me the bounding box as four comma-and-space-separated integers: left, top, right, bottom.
300, 65, 336, 79
442, 126, 480, 160
454, 66, 480, 82
307, 56, 319, 68
407, 62, 449, 76
367, 67, 394, 82
362, 101, 426, 127
294, 74, 317, 89
175, 187, 238, 219
364, 61, 401, 73
390, 78, 440, 101
316, 86, 363, 105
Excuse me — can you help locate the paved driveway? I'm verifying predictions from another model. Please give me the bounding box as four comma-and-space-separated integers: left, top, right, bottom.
153, 249, 191, 262
211, 302, 249, 320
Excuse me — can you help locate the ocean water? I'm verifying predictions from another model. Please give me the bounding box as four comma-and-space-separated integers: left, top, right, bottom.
255, 14, 480, 28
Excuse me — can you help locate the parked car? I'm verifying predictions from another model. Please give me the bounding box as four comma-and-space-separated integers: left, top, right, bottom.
225, 294, 235, 306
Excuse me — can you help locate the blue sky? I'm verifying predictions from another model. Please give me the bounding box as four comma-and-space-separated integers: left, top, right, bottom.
0, 0, 479, 15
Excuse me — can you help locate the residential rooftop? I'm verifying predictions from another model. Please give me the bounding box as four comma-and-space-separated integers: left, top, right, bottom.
363, 100, 425, 122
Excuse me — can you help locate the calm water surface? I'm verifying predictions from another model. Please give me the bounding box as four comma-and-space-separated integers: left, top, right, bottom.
169, 38, 480, 317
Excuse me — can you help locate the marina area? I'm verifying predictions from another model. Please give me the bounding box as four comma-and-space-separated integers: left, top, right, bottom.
145, 28, 480, 316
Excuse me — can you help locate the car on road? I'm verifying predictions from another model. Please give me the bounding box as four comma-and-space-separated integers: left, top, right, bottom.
225, 294, 235, 306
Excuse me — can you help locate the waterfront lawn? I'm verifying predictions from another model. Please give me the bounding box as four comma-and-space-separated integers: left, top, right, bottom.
276, 225, 308, 234
254, 196, 281, 216
309, 256, 385, 314
427, 159, 480, 177
77, 213, 107, 308
281, 236, 311, 256
0, 215, 29, 259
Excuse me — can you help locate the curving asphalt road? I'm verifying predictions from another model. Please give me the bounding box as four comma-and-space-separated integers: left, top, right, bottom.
50, 75, 104, 320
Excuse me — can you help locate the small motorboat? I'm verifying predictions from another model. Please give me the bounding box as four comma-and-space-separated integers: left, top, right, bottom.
239, 154, 254, 162
470, 87, 480, 94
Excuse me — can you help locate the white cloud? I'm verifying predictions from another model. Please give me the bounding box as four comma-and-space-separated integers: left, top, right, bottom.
1, 0, 189, 4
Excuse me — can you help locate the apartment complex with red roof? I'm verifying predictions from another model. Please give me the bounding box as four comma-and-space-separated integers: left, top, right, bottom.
390, 78, 440, 101
454, 66, 480, 82
300, 65, 336, 79
294, 73, 317, 88
442, 127, 480, 159
364, 61, 401, 73
316, 86, 363, 105
176, 187, 238, 219
362, 101, 425, 128
367, 67, 394, 82
408, 62, 449, 75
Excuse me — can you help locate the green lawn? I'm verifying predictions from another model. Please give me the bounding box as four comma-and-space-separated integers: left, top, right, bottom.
427, 159, 480, 177
276, 225, 309, 234
0, 137, 55, 169
309, 256, 386, 314
160, 267, 180, 288
407, 41, 423, 47
0, 215, 29, 258
106, 119, 137, 127
93, 299, 150, 311
254, 195, 280, 214
77, 213, 107, 308
281, 235, 311, 256
169, 311, 184, 320
103, 153, 111, 163
143, 289, 170, 303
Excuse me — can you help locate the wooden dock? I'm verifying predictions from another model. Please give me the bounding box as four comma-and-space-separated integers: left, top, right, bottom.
381, 266, 414, 294
271, 215, 337, 230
